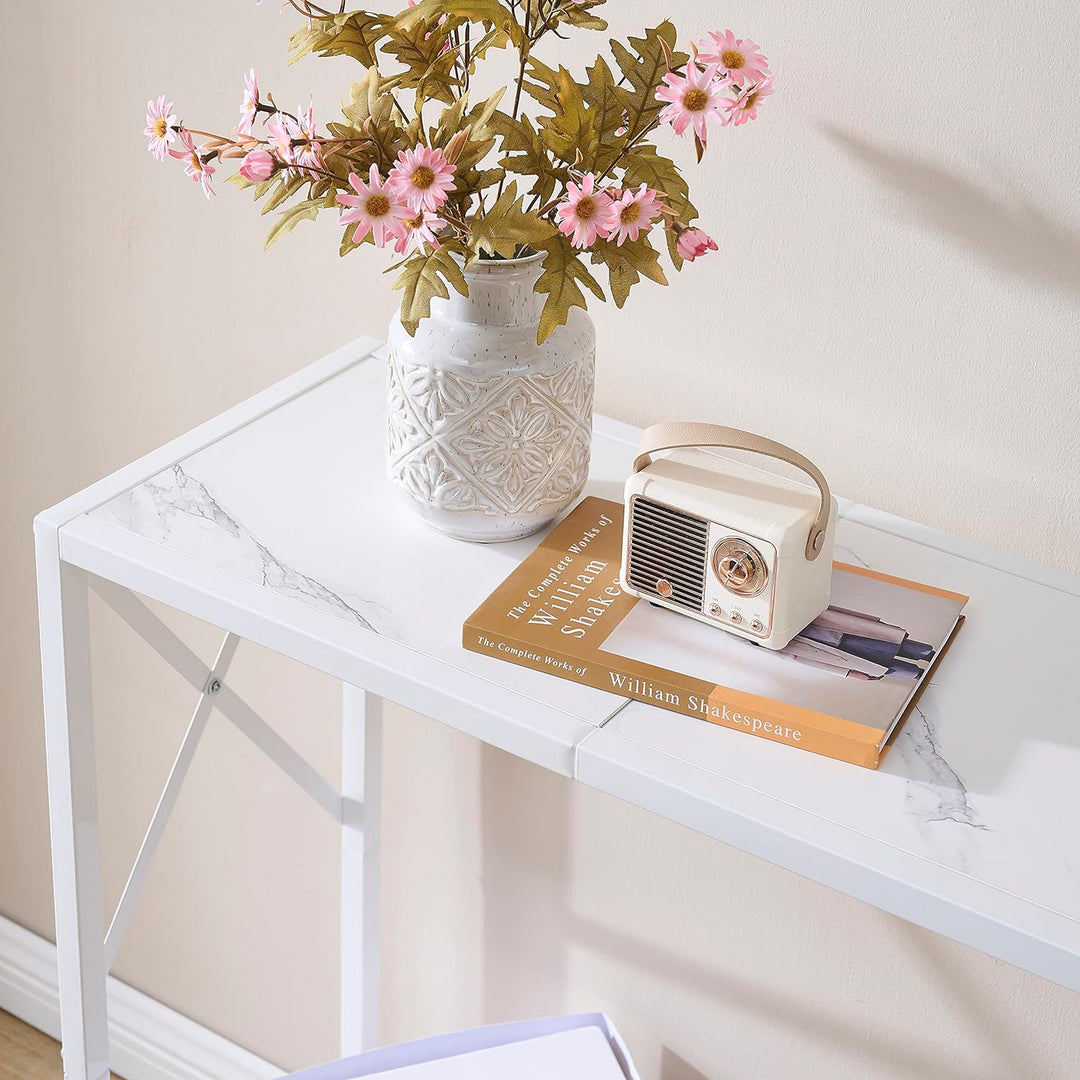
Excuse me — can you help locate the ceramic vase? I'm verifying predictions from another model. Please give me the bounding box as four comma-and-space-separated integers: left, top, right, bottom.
386, 252, 595, 542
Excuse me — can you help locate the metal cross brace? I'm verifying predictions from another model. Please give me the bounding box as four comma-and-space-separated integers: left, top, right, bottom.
89, 576, 351, 970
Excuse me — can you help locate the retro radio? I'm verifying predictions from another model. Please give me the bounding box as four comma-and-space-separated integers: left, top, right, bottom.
621, 422, 837, 650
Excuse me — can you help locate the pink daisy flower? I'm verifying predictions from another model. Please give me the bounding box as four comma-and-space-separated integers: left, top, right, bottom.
555, 173, 613, 248
655, 62, 728, 142
143, 95, 177, 162
603, 185, 663, 246
170, 129, 215, 198
697, 29, 770, 85
393, 210, 445, 254
291, 100, 323, 172
337, 165, 411, 248
238, 69, 259, 135
676, 227, 718, 261
724, 75, 775, 126
266, 112, 295, 170
387, 145, 456, 213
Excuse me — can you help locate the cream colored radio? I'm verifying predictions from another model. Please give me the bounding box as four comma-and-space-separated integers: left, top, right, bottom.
620, 422, 837, 650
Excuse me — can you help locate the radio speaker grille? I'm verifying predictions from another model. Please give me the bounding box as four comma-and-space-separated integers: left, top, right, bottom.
627, 497, 708, 612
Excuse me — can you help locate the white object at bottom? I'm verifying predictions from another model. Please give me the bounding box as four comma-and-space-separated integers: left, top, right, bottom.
284, 1013, 639, 1080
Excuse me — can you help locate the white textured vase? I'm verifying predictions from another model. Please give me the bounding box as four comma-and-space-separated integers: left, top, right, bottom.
387, 252, 595, 542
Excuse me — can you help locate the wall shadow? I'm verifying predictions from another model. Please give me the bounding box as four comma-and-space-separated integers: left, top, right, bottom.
824, 125, 1080, 297
660, 1046, 713, 1080
897, 920, 1042, 1078
474, 740, 1026, 1080
564, 913, 995, 1080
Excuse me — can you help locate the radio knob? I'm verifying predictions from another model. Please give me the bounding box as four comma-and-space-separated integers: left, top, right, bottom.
729, 611, 742, 624
711, 537, 769, 598
656, 579, 674, 599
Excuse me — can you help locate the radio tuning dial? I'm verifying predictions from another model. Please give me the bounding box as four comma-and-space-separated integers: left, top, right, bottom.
711, 537, 769, 598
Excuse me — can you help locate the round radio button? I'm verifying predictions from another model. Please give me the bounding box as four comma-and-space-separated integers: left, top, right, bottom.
711, 537, 769, 598
656, 579, 674, 599
709, 602, 722, 616
729, 611, 742, 624
751, 618, 765, 633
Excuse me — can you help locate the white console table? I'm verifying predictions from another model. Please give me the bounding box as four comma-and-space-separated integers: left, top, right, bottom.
36, 337, 1080, 1079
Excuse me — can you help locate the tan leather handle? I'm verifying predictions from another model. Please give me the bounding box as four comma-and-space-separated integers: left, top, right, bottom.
634, 422, 832, 561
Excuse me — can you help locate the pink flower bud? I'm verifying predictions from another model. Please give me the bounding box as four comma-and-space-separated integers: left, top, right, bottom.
239, 148, 274, 182
676, 227, 718, 261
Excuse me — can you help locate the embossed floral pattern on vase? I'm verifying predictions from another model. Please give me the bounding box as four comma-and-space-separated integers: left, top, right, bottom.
386, 251, 595, 542
387, 348, 593, 516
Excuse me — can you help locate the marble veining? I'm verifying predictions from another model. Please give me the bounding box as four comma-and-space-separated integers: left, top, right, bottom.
837, 528, 983, 847
886, 694, 988, 870
95, 463, 386, 634
832, 541, 870, 569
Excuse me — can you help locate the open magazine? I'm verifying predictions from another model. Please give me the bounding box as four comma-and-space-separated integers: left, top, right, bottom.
463, 498, 967, 768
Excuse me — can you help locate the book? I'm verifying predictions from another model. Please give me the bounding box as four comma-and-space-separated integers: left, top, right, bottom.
462, 498, 968, 768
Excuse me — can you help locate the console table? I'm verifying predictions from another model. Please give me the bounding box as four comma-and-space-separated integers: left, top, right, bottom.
36, 337, 1080, 1079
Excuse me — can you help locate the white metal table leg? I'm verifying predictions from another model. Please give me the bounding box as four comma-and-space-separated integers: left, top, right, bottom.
340, 684, 382, 1056
35, 544, 110, 1080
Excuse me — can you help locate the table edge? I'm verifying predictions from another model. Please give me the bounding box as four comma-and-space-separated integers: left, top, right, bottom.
34, 336, 384, 536
576, 725, 1080, 992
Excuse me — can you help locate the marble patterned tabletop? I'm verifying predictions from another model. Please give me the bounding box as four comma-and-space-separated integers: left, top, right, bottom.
73, 341, 1080, 991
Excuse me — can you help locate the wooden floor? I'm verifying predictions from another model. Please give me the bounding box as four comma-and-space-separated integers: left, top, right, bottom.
0, 1010, 120, 1079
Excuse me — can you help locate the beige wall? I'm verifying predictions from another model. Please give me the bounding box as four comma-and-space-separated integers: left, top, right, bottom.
3, 0, 1080, 1076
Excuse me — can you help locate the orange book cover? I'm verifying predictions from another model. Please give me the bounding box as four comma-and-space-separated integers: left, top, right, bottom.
462, 498, 968, 768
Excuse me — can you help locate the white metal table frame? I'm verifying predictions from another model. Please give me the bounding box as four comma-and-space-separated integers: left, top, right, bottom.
35, 345, 391, 1080
35, 338, 1080, 1079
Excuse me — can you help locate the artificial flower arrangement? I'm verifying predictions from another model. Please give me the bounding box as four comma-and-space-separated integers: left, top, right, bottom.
145, 0, 772, 343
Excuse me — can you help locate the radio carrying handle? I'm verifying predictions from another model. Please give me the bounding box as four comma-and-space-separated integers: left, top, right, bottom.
633, 422, 833, 561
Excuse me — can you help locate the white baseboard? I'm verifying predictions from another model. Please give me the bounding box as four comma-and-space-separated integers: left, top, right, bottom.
0, 913, 283, 1080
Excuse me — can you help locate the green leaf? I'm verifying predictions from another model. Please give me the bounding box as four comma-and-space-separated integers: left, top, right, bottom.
454, 166, 505, 202
621, 145, 697, 222
589, 235, 667, 307
381, 23, 461, 104
532, 64, 599, 166
606, 22, 688, 163
462, 25, 515, 65
555, 3, 607, 32
610, 22, 679, 96
259, 173, 310, 214
393, 0, 525, 49
338, 70, 402, 171
431, 95, 470, 147
580, 55, 624, 150
393, 245, 470, 335
520, 56, 562, 114
339, 221, 370, 257
664, 226, 684, 271
288, 12, 385, 66
264, 192, 336, 251
525, 0, 607, 35
491, 112, 566, 204
341, 69, 394, 131
470, 181, 557, 259
534, 234, 605, 344
431, 88, 504, 174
